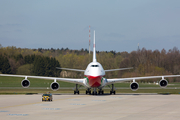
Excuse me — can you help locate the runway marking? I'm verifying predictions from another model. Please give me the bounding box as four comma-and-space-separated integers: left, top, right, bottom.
56, 95, 90, 101
7, 114, 29, 116
34, 104, 49, 106
70, 103, 86, 105
92, 100, 106, 101
67, 99, 80, 101
0, 95, 90, 109
110, 97, 122, 98
43, 108, 60, 110
0, 110, 9, 112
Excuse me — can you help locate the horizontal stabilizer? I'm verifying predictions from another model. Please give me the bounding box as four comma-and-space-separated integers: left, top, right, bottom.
56, 67, 85, 72
105, 67, 133, 72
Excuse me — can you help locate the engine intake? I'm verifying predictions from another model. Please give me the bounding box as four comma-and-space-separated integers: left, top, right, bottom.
159, 79, 168, 88
21, 79, 30, 88
130, 82, 139, 91
50, 82, 60, 91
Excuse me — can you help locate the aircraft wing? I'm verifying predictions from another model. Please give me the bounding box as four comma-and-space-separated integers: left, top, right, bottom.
106, 75, 180, 85
56, 67, 85, 72
105, 67, 133, 72
0, 74, 85, 86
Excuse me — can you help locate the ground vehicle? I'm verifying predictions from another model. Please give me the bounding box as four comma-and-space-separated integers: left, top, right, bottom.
42, 93, 53, 101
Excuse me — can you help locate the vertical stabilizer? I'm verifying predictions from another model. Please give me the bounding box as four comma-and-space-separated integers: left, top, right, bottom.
89, 26, 91, 55
93, 30, 97, 62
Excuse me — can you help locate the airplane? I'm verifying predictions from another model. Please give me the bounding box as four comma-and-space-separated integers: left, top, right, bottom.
1, 30, 180, 95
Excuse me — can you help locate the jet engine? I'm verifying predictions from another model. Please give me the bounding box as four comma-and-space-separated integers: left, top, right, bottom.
21, 79, 30, 88
159, 79, 168, 88
50, 82, 60, 91
130, 82, 139, 91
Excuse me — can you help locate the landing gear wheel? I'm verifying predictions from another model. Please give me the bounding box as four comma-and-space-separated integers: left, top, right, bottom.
92, 91, 97, 95
74, 91, 79, 95
110, 90, 116, 95
110, 84, 116, 95
98, 91, 103, 95
86, 90, 91, 95
74, 84, 80, 95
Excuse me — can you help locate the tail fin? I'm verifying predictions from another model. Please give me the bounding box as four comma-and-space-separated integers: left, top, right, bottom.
93, 30, 97, 62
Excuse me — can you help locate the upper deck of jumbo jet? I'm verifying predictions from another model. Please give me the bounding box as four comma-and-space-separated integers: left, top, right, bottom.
84, 61, 105, 77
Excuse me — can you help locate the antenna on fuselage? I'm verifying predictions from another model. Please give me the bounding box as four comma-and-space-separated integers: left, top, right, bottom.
93, 30, 97, 62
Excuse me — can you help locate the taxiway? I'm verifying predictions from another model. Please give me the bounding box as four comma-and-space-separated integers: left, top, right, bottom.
0, 94, 180, 120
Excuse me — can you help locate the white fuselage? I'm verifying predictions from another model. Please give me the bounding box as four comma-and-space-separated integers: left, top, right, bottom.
84, 61, 106, 88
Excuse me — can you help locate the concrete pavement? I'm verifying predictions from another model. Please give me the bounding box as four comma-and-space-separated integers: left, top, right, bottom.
0, 94, 180, 120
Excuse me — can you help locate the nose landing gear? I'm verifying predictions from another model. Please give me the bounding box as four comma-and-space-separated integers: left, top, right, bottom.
92, 88, 97, 95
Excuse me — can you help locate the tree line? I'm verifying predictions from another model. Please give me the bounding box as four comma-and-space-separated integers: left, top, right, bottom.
0, 51, 61, 77
0, 45, 180, 82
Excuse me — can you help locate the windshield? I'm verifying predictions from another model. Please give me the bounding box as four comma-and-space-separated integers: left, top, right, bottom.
91, 65, 99, 67
43, 94, 50, 96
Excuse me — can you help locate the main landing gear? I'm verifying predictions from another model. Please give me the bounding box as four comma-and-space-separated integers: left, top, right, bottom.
110, 84, 116, 95
85, 88, 104, 95
75, 84, 116, 95
74, 84, 80, 95
98, 89, 104, 95
87, 88, 104, 95
86, 88, 91, 95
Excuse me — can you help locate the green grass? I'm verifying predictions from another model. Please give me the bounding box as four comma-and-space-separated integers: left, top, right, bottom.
1, 76, 180, 94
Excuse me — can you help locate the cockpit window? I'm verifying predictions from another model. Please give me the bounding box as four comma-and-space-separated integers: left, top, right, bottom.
91, 65, 99, 67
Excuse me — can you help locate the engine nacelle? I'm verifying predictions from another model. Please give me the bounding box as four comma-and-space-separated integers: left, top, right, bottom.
21, 79, 30, 88
159, 79, 168, 88
50, 82, 60, 91
130, 82, 139, 91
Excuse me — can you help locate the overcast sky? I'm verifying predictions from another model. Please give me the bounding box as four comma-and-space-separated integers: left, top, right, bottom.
0, 0, 180, 52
